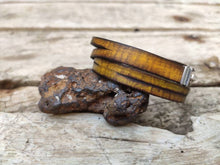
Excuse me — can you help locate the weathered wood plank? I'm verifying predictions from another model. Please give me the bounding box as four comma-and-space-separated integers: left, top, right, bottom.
1, 0, 220, 5
0, 3, 219, 30
1, 86, 220, 135
0, 109, 219, 164
136, 87, 220, 134
0, 87, 39, 113
0, 31, 219, 86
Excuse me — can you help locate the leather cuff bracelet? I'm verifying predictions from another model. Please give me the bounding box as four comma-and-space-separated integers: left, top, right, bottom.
90, 37, 194, 102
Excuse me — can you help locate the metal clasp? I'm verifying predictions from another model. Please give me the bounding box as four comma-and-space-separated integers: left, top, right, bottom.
180, 66, 195, 87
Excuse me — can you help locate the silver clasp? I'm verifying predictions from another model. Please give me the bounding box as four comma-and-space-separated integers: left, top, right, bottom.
180, 66, 195, 87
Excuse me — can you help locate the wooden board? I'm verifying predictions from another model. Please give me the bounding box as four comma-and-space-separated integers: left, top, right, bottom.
0, 87, 220, 164
0, 3, 220, 31
0, 112, 219, 165
0, 111, 219, 165
0, 31, 220, 87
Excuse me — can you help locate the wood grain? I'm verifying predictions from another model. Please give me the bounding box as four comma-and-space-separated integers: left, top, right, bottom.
0, 3, 219, 30
1, 0, 220, 4
0, 87, 220, 164
0, 112, 219, 165
0, 31, 219, 86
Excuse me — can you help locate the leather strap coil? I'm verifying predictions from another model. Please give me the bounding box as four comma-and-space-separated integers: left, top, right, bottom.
90, 37, 191, 102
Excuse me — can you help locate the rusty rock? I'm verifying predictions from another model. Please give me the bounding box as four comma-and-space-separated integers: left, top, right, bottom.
38, 66, 149, 126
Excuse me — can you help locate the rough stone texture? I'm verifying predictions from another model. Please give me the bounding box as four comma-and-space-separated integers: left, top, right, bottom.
38, 66, 149, 125
0, 0, 220, 164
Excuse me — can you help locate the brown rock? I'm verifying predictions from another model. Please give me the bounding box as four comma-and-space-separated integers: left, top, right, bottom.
38, 66, 149, 125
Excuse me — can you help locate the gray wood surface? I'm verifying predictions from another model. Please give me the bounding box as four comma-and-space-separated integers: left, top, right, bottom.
0, 0, 220, 164
0, 3, 220, 30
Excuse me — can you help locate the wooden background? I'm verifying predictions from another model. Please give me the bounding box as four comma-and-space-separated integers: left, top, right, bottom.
0, 0, 220, 164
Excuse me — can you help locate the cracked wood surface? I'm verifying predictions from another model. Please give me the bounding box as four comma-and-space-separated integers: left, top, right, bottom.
0, 0, 220, 164
0, 0, 220, 4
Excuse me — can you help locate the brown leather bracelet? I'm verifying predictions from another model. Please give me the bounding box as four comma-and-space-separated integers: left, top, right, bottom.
90, 37, 194, 102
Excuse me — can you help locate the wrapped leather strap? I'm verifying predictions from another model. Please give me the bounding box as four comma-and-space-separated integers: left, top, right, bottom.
90, 37, 193, 102
91, 37, 186, 84
93, 58, 188, 102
